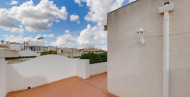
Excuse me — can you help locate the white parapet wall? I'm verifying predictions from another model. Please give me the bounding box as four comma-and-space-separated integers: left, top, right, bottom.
8, 55, 77, 91
0, 49, 18, 57
89, 62, 107, 76
0, 58, 7, 97
5, 55, 107, 92
18, 49, 40, 57
76, 59, 90, 79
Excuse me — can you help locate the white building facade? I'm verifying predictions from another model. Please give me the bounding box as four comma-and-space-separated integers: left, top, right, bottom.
107, 0, 190, 97
8, 43, 23, 51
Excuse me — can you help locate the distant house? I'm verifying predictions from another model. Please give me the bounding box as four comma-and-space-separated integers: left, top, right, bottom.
81, 47, 106, 54
48, 46, 57, 51
18, 49, 40, 57
59, 48, 81, 58
0, 45, 18, 57
26, 45, 48, 53
25, 41, 48, 53
6, 42, 23, 51
0, 45, 9, 49
47, 46, 81, 58
1, 41, 48, 53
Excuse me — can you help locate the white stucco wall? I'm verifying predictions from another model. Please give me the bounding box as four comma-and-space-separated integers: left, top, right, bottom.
7, 55, 106, 92
19, 49, 40, 57
107, 0, 190, 97
9, 44, 23, 51
28, 41, 45, 46
8, 55, 77, 91
76, 59, 90, 79
0, 49, 18, 57
89, 62, 107, 76
0, 58, 7, 97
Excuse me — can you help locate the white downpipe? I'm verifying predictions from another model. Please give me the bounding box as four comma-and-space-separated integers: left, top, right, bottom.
163, 11, 169, 97
159, 3, 174, 97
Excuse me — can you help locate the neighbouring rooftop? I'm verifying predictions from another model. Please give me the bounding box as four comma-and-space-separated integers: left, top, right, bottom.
0, 45, 9, 49
82, 48, 106, 53
7, 73, 115, 97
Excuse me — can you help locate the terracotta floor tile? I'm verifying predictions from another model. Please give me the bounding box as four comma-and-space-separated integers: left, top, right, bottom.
7, 73, 115, 97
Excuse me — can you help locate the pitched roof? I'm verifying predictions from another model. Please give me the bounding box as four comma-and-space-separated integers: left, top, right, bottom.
81, 48, 105, 52
0, 45, 9, 49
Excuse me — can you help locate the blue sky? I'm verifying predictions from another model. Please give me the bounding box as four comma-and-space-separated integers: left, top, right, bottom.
0, 0, 133, 49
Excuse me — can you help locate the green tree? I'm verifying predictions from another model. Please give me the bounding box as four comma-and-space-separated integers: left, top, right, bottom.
80, 52, 107, 64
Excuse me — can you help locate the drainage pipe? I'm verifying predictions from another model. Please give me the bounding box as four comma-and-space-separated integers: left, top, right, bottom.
159, 3, 174, 97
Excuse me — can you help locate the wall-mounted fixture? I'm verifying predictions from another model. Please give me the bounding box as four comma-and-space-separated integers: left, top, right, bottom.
137, 28, 145, 45
164, 1, 170, 5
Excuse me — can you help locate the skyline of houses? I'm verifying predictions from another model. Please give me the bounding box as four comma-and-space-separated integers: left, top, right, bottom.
0, 40, 107, 58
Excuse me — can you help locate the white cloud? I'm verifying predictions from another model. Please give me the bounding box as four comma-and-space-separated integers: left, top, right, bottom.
73, 0, 123, 49
76, 21, 80, 24
3, 34, 56, 46
65, 30, 70, 33
7, 0, 18, 5
51, 24, 107, 49
77, 24, 106, 46
70, 15, 79, 21
70, 14, 80, 24
129, 0, 136, 3
74, 0, 83, 6
43, 34, 54, 38
10, 0, 68, 32
22, 19, 52, 32
0, 9, 24, 34
4, 34, 45, 44
75, 0, 125, 25
4, 33, 54, 46
51, 32, 77, 47
0, 0, 68, 32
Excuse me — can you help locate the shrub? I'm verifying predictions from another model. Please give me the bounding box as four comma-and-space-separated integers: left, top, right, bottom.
80, 52, 107, 64
98, 52, 107, 59
40, 50, 57, 56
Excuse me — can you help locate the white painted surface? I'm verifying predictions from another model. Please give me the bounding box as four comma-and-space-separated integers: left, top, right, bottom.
28, 41, 45, 46
7, 55, 106, 92
1, 53, 109, 92
159, 3, 174, 97
9, 55, 77, 91
76, 59, 90, 79
6, 64, 12, 94
9, 44, 23, 51
0, 58, 7, 97
89, 62, 107, 76
163, 11, 170, 97
0, 49, 18, 58
107, 0, 190, 97
19, 49, 40, 56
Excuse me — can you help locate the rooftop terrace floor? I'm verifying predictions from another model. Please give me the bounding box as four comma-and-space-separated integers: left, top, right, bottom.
7, 73, 115, 97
